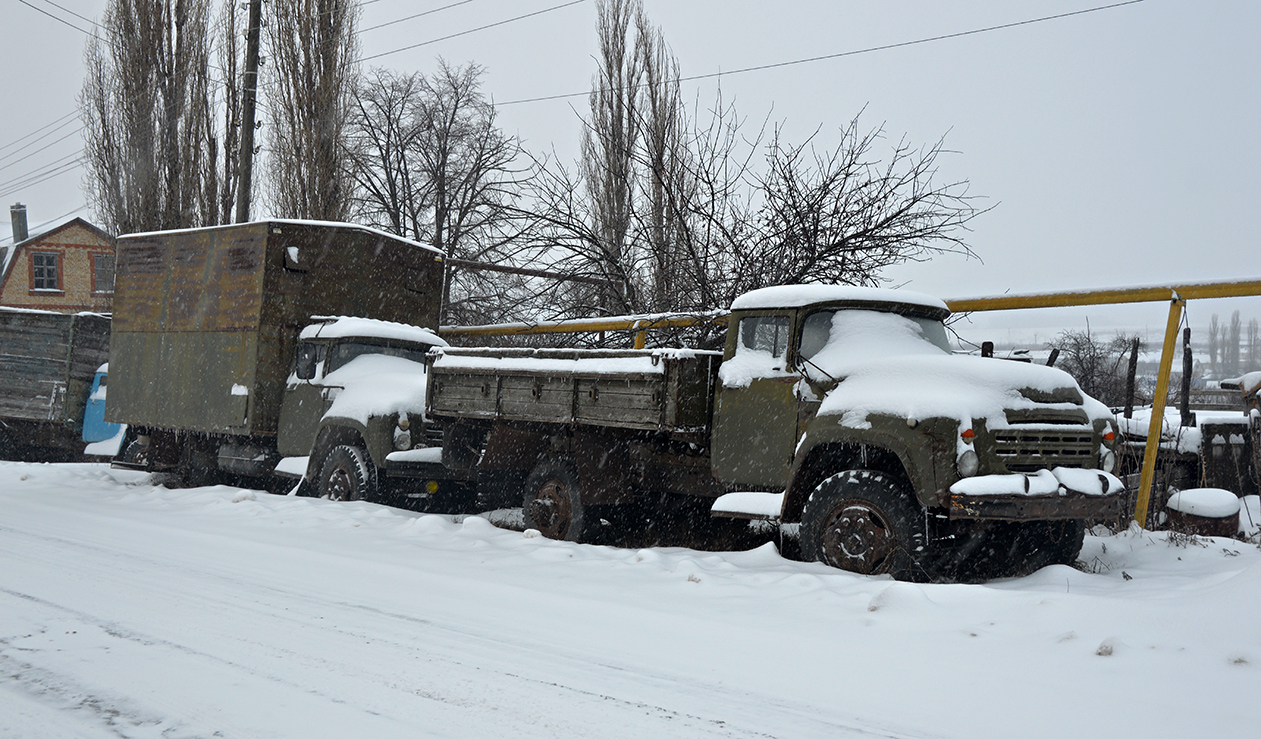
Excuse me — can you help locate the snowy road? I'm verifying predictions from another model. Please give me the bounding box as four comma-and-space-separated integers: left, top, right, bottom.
2, 462, 1259, 738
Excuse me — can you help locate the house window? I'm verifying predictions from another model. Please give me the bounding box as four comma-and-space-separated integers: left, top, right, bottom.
93, 254, 115, 293
32, 252, 60, 291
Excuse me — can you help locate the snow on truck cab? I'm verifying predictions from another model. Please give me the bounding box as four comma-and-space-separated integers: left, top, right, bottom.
427, 284, 1126, 581
275, 316, 451, 503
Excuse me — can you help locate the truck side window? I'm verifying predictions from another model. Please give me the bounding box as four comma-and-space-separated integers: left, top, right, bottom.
738, 315, 790, 358
295, 342, 324, 380
798, 310, 834, 362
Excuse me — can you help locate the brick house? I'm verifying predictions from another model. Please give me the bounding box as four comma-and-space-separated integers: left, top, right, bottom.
0, 210, 115, 314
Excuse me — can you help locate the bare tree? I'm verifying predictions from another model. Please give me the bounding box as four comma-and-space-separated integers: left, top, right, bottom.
1227, 310, 1243, 376
580, 0, 643, 314
350, 68, 427, 240
1048, 329, 1145, 406
1248, 318, 1259, 371
80, 0, 224, 234
349, 61, 527, 324
266, 0, 359, 221
1208, 314, 1220, 375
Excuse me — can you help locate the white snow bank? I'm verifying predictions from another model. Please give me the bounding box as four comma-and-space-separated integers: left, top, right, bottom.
430, 348, 699, 376
730, 284, 947, 313
274, 456, 309, 477
1167, 488, 1242, 518
386, 447, 443, 464
301, 316, 446, 346
321, 354, 429, 424
950, 468, 1124, 497
711, 492, 785, 518
1221, 371, 1261, 395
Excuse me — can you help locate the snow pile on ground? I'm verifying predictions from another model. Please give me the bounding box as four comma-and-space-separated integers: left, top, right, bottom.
2, 462, 1260, 738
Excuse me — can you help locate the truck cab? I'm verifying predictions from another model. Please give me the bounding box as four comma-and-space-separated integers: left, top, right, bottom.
276, 316, 449, 503
710, 285, 1124, 578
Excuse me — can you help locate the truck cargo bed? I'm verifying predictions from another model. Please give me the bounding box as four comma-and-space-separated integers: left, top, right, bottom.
0, 308, 110, 425
427, 347, 720, 435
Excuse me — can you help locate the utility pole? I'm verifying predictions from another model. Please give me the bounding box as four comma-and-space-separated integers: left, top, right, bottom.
235, 0, 264, 224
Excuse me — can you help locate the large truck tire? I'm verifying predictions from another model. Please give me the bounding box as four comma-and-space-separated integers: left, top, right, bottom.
316, 445, 379, 502
522, 457, 587, 542
800, 470, 928, 580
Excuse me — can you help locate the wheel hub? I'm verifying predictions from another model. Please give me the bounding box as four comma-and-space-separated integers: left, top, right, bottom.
822, 502, 895, 575
531, 478, 572, 539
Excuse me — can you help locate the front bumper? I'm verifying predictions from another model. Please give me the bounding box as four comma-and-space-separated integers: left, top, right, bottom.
946, 467, 1126, 522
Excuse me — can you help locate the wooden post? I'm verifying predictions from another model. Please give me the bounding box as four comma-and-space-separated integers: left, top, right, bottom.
1134, 295, 1185, 527
1180, 327, 1194, 428
1124, 337, 1140, 419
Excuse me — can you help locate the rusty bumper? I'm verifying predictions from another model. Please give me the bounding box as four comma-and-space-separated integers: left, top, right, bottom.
946, 491, 1126, 521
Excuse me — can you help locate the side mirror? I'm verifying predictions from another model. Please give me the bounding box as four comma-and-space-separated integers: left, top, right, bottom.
295, 343, 319, 380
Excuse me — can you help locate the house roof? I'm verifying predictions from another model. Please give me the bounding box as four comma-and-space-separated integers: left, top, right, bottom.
0, 216, 113, 287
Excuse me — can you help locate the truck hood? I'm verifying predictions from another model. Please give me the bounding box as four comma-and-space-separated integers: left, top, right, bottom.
813, 353, 1111, 430
318, 354, 429, 424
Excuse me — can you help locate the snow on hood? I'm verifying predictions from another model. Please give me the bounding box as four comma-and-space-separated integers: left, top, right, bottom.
301, 316, 446, 346
320, 354, 429, 424
808, 310, 1109, 429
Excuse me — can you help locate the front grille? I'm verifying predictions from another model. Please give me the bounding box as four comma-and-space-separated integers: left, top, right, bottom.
993, 428, 1094, 471
421, 422, 444, 447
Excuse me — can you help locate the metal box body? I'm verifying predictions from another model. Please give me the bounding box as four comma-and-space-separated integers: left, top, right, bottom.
107, 221, 443, 436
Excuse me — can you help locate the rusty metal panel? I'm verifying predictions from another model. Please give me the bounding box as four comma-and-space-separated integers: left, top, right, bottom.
574, 377, 662, 429
499, 375, 575, 423
108, 222, 444, 435
430, 373, 500, 418
0, 309, 109, 426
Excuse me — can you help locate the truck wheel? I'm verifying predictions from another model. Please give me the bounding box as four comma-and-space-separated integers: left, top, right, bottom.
800, 470, 926, 579
523, 458, 586, 542
122, 439, 150, 468
317, 445, 378, 502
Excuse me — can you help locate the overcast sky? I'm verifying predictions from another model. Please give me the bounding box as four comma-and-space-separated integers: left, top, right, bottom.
2, 0, 1258, 341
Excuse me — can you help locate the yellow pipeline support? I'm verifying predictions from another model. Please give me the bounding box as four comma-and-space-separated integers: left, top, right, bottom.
945, 278, 1261, 313
1132, 294, 1185, 526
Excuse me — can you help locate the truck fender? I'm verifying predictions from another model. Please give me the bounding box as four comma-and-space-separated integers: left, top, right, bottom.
306, 418, 375, 480
782, 420, 938, 524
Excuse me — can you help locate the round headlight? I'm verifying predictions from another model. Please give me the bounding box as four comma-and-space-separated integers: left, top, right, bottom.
1100, 448, 1117, 474
956, 449, 979, 478
393, 426, 412, 451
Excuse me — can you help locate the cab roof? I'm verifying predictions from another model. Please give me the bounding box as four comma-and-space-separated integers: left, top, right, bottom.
730, 285, 949, 317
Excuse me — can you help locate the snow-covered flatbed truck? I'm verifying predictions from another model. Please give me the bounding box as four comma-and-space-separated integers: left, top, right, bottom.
107, 221, 453, 502
0, 307, 111, 460
427, 285, 1127, 580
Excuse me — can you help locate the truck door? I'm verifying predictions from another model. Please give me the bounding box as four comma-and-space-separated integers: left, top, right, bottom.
276, 341, 330, 457
711, 312, 800, 489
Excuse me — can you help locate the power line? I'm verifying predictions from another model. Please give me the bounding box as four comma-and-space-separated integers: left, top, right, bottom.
361, 0, 477, 34
36, 0, 102, 30
0, 110, 78, 155
499, 0, 1147, 106
0, 154, 83, 198
0, 149, 82, 190
0, 125, 82, 172
15, 0, 91, 35
362, 0, 586, 62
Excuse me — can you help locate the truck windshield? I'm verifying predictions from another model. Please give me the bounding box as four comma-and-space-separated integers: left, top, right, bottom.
798, 309, 951, 365
326, 341, 434, 374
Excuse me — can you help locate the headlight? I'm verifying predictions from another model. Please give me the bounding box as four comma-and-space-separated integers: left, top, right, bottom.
393, 425, 412, 451
1100, 447, 1117, 474
956, 449, 979, 477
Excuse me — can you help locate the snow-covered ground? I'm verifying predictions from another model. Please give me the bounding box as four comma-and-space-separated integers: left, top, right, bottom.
2, 462, 1259, 738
